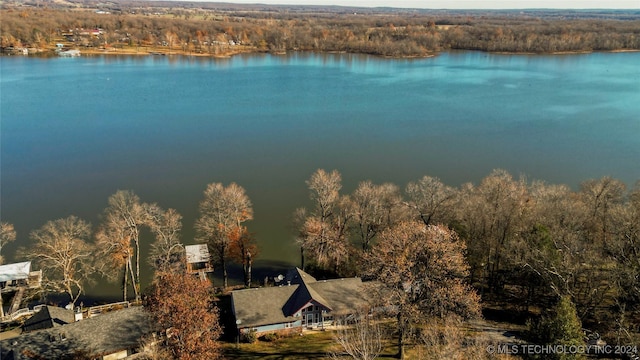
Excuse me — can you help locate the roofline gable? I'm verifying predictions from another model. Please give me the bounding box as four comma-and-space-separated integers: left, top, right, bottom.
287, 299, 332, 317
282, 274, 333, 316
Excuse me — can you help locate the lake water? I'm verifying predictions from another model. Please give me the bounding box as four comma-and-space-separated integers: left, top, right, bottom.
1, 51, 639, 298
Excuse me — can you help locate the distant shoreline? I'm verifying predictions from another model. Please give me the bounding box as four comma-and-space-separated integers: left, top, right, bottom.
3, 4, 639, 60
5, 46, 640, 59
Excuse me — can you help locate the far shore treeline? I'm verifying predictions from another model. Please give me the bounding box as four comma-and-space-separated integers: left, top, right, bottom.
1, 1, 640, 57
1, 169, 639, 345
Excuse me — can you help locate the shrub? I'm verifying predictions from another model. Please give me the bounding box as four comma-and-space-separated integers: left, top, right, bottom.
241, 329, 257, 343
260, 332, 280, 342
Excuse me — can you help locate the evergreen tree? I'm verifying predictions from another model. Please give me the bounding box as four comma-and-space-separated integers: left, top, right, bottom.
528, 296, 586, 360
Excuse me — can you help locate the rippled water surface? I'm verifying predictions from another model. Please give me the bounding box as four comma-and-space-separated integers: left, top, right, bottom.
2, 51, 639, 295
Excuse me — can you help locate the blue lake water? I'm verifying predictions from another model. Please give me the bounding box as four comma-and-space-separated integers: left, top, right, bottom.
1, 51, 639, 295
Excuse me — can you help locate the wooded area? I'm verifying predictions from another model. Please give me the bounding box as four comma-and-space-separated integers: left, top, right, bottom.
1, 2, 639, 357
2, 170, 639, 358
295, 170, 640, 339
1, 1, 639, 57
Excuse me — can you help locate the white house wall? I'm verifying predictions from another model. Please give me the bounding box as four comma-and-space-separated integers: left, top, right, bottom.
243, 320, 303, 334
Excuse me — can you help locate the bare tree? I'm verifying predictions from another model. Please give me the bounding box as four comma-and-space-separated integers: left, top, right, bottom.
292, 207, 309, 270
228, 226, 258, 288
580, 176, 626, 245
299, 195, 353, 273
95, 217, 134, 302
195, 182, 253, 288
365, 222, 480, 360
511, 182, 586, 298
144, 203, 184, 274
96, 190, 146, 302
24, 216, 94, 306
515, 179, 620, 317
329, 307, 385, 360
296, 169, 354, 274
405, 175, 456, 226
307, 169, 342, 222
0, 222, 17, 265
608, 181, 640, 337
455, 169, 529, 293
350, 181, 403, 251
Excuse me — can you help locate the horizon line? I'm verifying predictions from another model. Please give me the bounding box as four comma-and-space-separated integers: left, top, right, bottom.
163, 0, 640, 10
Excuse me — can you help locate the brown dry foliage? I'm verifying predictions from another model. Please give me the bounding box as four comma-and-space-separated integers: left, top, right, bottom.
145, 272, 222, 360
228, 226, 258, 287
365, 222, 481, 359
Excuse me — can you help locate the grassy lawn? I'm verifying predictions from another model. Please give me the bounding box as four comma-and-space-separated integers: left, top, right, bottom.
222, 329, 400, 360
220, 318, 530, 360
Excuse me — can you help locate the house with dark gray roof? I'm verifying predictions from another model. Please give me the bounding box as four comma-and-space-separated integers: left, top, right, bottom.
0, 306, 153, 360
231, 268, 371, 334
22, 305, 75, 333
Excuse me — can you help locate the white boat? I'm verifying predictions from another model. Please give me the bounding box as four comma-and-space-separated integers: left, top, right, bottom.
58, 49, 81, 57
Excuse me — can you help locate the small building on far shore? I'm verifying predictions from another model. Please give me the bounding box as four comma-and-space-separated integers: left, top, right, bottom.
0, 47, 28, 55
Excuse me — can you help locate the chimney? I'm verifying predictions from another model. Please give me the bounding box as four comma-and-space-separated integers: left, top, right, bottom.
74, 307, 83, 322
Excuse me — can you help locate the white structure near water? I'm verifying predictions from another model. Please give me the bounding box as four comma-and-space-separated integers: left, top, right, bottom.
0, 261, 42, 319
185, 244, 214, 281
58, 49, 81, 57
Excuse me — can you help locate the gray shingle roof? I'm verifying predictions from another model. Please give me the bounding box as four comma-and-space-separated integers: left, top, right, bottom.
282, 278, 333, 316
232, 268, 370, 329
22, 306, 75, 333
233, 285, 299, 328
0, 306, 153, 360
285, 267, 317, 285
309, 278, 371, 314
